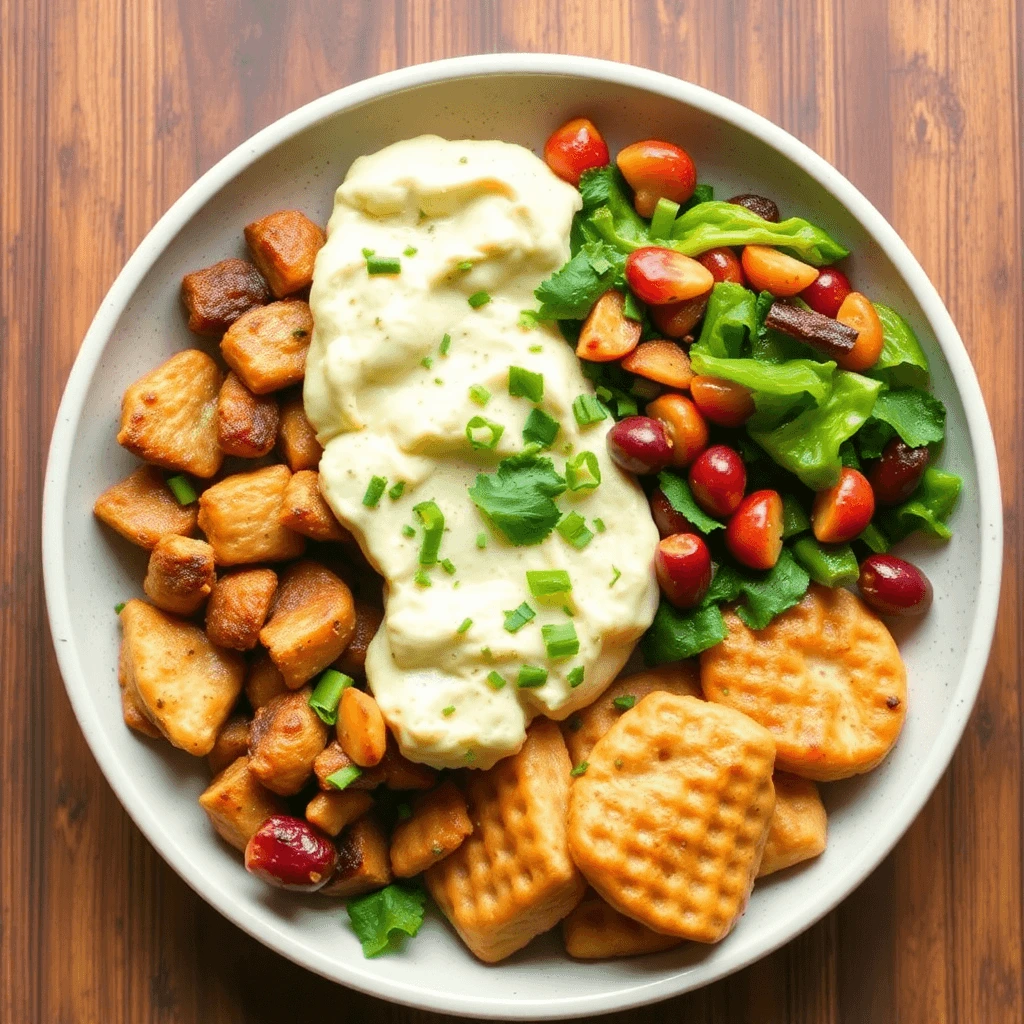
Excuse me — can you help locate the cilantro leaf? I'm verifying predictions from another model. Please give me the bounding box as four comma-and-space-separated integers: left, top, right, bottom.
733, 548, 810, 629
346, 883, 426, 957
643, 602, 728, 665
578, 165, 616, 211
868, 388, 946, 449
657, 470, 725, 534
534, 242, 621, 320
468, 449, 568, 546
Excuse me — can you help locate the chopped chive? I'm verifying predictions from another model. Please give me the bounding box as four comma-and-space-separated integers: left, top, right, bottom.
503, 602, 536, 633
388, 481, 406, 500
434, 377, 444, 386
362, 476, 387, 507
114, 602, 126, 614
166, 474, 197, 505
401, 524, 416, 538
475, 533, 487, 550
442, 705, 456, 717
528, 344, 543, 353
308, 669, 355, 725
567, 665, 585, 688
613, 694, 637, 711
518, 664, 548, 688
522, 408, 560, 448
518, 309, 540, 330
413, 570, 432, 587
614, 758, 624, 769
556, 511, 594, 550
457, 260, 473, 271
366, 255, 401, 275
609, 566, 622, 587
649, 196, 681, 239
459, 156, 468, 164
593, 517, 606, 533
403, 245, 418, 257
441, 558, 457, 576
508, 366, 544, 402
468, 290, 491, 308
572, 394, 609, 427
542, 622, 579, 660
481, 646, 493, 659
439, 333, 452, 356
326, 765, 362, 790
457, 617, 473, 634
361, 247, 375, 258
570, 761, 589, 777
526, 569, 572, 597
421, 356, 434, 369
469, 384, 491, 407
397, 802, 412, 820
464, 749, 476, 762
413, 500, 444, 565
565, 451, 601, 491
562, 604, 575, 617
466, 415, 504, 451
486, 670, 507, 691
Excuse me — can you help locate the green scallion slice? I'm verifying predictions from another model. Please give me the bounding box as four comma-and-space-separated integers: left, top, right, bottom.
609, 566, 622, 587
413, 570, 432, 587
466, 416, 504, 451
572, 394, 608, 427
613, 694, 636, 711
508, 365, 544, 402
567, 665, 585, 688
421, 356, 434, 369
565, 451, 601, 491
649, 196, 681, 239
401, 524, 416, 538
542, 622, 579, 660
441, 558, 457, 576
518, 309, 540, 330
593, 517, 606, 533
361, 247, 375, 258
486, 670, 507, 691
457, 617, 473, 634
528, 344, 543, 353
326, 765, 363, 791
476, 532, 487, 549
114, 602, 126, 614
388, 481, 406, 500
439, 333, 451, 356
362, 476, 387, 507
503, 602, 536, 633
522, 408, 560, 448
413, 500, 444, 565
457, 260, 473, 271
403, 245, 418, 257
526, 569, 572, 597
469, 384, 491, 407
442, 705, 456, 717
308, 669, 354, 725
366, 255, 401, 275
556, 511, 594, 550
570, 761, 589, 777
468, 290, 491, 308
517, 664, 548, 688
166, 474, 197, 505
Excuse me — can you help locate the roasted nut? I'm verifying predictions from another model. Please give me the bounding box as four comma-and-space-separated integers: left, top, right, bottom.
337, 687, 387, 767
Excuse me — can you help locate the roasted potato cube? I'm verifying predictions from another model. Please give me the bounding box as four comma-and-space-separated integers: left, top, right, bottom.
757, 772, 828, 877
245, 648, 290, 708
334, 600, 383, 678
181, 257, 269, 336
119, 600, 244, 756
562, 896, 682, 959
94, 465, 198, 550
199, 755, 285, 851
305, 790, 374, 837
220, 300, 312, 395
198, 465, 306, 565
319, 816, 392, 898
207, 713, 252, 775
244, 210, 326, 298
280, 470, 351, 542
142, 535, 216, 616
378, 738, 438, 790
117, 349, 223, 478
259, 560, 355, 688
205, 568, 278, 650
216, 372, 280, 458
117, 636, 161, 738
390, 781, 473, 878
277, 391, 323, 471
314, 740, 377, 791
248, 686, 329, 795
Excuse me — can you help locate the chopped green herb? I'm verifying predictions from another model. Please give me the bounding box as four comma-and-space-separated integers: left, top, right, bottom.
457, 617, 473, 634
657, 471, 724, 534
439, 333, 452, 356
528, 344, 543, 353
308, 669, 354, 725
114, 602, 126, 614
413, 500, 444, 565
572, 393, 609, 427
434, 377, 444, 386
326, 765, 363, 791
556, 511, 594, 550
503, 602, 536, 633
481, 646, 492, 659
542, 622, 579, 660
593, 517, 606, 533
614, 758, 624, 769
469, 384, 491, 407
609, 566, 622, 587
431, 843, 444, 855
457, 259, 473, 271
649, 196, 681, 239
570, 761, 589, 778
486, 670, 507, 691
346, 883, 426, 958
622, 290, 643, 322
562, 604, 575, 617
526, 569, 572, 597
441, 558, 457, 576
613, 694, 636, 711
421, 356, 434, 369
388, 481, 406, 500
413, 570, 432, 587
361, 247, 375, 258
442, 705, 456, 717
565, 451, 601, 491
476, 532, 487, 549
166, 474, 197, 505
468, 449, 567, 546
466, 415, 505, 451
518, 309, 540, 330
468, 290, 491, 308
464, 749, 476, 762
508, 365, 544, 402
518, 664, 549, 688
522, 408, 560, 448
401, 524, 416, 538
403, 245, 418, 257
366, 255, 401, 275
567, 665, 585, 688
362, 475, 387, 507
397, 802, 412, 820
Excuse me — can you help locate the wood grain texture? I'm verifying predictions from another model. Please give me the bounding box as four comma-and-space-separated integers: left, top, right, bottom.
1, 0, 1021, 1020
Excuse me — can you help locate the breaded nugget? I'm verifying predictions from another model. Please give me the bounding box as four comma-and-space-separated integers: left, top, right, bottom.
757, 772, 827, 877
562, 661, 702, 768
568, 693, 775, 943
700, 584, 907, 781
390, 780, 472, 878
425, 719, 586, 963
562, 896, 682, 959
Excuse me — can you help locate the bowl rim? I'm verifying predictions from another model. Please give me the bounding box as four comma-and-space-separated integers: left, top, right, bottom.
42, 52, 1003, 1019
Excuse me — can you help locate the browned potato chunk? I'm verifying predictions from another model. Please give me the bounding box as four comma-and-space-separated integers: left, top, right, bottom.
205, 568, 278, 650
244, 210, 325, 298
216, 372, 279, 458
248, 687, 328, 795
390, 781, 473, 878
259, 560, 355, 688
221, 300, 312, 395
313, 735, 436, 792
314, 740, 375, 791
277, 391, 323, 471
120, 600, 244, 756
245, 648, 289, 708
117, 637, 161, 738
199, 755, 285, 851
181, 257, 269, 336
280, 470, 350, 542
207, 713, 252, 775
562, 896, 682, 959
319, 816, 392, 898
305, 790, 374, 837
117, 349, 224, 478
142, 535, 216, 616
198, 465, 306, 565
334, 600, 383, 677
757, 772, 828, 877
94, 465, 198, 550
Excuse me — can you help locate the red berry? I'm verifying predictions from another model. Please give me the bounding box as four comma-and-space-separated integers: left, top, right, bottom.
812, 467, 875, 543
244, 815, 337, 892
606, 416, 673, 475
688, 444, 746, 517
726, 490, 784, 570
858, 554, 933, 617
696, 247, 745, 285
656, 533, 713, 608
543, 118, 609, 186
800, 266, 852, 318
867, 438, 930, 506
690, 376, 756, 427
625, 247, 714, 305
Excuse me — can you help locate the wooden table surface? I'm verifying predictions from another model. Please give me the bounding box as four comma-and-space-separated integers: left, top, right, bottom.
2, 1, 1021, 1021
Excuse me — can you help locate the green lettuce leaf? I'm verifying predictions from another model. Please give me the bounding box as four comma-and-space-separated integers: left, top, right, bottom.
879, 467, 962, 541
869, 388, 946, 448
750, 371, 881, 490
689, 348, 835, 405
869, 304, 930, 388
574, 165, 650, 253
695, 282, 759, 358
346, 883, 426, 957
669, 201, 849, 264
533, 241, 623, 320
643, 601, 727, 665
657, 470, 725, 534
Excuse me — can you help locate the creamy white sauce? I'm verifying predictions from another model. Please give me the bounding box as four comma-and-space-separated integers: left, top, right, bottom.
305, 136, 659, 769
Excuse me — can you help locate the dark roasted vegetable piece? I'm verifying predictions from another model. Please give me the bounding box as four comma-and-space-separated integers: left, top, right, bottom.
727, 193, 780, 222
764, 301, 859, 360
181, 258, 270, 335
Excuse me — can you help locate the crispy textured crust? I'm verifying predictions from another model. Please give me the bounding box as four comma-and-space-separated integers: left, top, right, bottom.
562, 896, 683, 959
142, 535, 216, 616
390, 781, 473, 878
305, 790, 374, 837
207, 714, 252, 776
319, 816, 392, 898
120, 600, 245, 756
277, 391, 323, 471
93, 465, 198, 550
199, 755, 285, 852
247, 687, 329, 796
220, 300, 312, 395
198, 465, 306, 566
425, 719, 586, 963
568, 693, 776, 943
700, 585, 907, 781
117, 636, 161, 738
205, 569, 278, 651
333, 600, 383, 677
117, 349, 224, 478
757, 772, 827, 877
280, 470, 351, 542
181, 258, 269, 335
562, 661, 702, 768
216, 372, 279, 458
244, 210, 326, 298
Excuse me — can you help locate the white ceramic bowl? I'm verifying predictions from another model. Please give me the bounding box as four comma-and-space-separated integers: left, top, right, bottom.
43, 54, 1002, 1019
